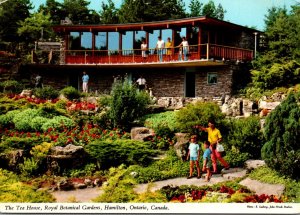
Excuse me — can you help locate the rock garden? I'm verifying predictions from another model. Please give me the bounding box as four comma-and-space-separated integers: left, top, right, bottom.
0, 79, 299, 203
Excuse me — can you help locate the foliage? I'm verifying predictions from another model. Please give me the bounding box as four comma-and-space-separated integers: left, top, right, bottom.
19, 157, 39, 176
0, 80, 23, 94
201, 0, 226, 20
30, 142, 52, 160
38, 0, 64, 25
261, 93, 300, 179
93, 165, 137, 202
188, 0, 203, 17
0, 169, 55, 202
132, 189, 168, 203
225, 117, 265, 158
68, 163, 97, 178
144, 111, 178, 135
249, 166, 300, 202
0, 0, 32, 43
29, 116, 49, 131
12, 108, 42, 131
99, 0, 119, 24
60, 86, 81, 100
2, 136, 41, 150
223, 151, 250, 167
128, 149, 189, 183
85, 139, 157, 169
0, 109, 21, 128
175, 101, 225, 138
251, 60, 300, 90
118, 0, 186, 23
33, 86, 59, 100
17, 11, 53, 43
108, 79, 150, 130
41, 116, 75, 132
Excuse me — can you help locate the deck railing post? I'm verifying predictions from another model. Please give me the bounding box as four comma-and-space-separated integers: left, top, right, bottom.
84, 51, 87, 64
133, 50, 135, 63
206, 43, 209, 60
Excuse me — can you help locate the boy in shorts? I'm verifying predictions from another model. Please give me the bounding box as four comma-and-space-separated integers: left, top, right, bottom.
203, 141, 212, 182
186, 135, 201, 179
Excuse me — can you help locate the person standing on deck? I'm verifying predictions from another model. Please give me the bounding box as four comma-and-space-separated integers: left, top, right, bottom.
156, 36, 165, 62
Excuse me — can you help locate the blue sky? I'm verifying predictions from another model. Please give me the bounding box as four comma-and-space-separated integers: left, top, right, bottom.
31, 0, 299, 30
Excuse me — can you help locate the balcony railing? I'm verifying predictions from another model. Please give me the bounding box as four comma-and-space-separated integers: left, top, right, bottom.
32, 44, 253, 65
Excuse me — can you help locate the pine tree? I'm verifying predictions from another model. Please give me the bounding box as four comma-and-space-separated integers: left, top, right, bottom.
261, 93, 300, 179
189, 0, 203, 17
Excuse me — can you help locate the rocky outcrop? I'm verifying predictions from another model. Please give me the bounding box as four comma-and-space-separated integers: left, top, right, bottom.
47, 144, 87, 175
131, 127, 154, 141
173, 133, 190, 160
0, 149, 24, 171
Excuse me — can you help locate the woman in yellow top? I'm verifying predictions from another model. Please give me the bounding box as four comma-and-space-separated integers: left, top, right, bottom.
165, 37, 173, 61
196, 119, 230, 173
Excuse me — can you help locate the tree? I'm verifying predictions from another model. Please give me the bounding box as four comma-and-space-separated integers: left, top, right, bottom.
38, 0, 64, 25
99, 0, 119, 24
118, 0, 186, 23
18, 11, 53, 43
0, 0, 32, 43
261, 93, 300, 179
61, 0, 100, 24
215, 3, 226, 20
189, 0, 203, 17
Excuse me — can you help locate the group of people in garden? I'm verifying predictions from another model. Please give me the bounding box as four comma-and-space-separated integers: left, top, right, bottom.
187, 119, 230, 182
141, 36, 190, 62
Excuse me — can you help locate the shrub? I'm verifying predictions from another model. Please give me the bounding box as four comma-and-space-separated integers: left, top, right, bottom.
12, 109, 42, 131
41, 116, 75, 132
85, 139, 157, 169
33, 86, 59, 100
30, 116, 49, 131
3, 136, 41, 150
108, 79, 150, 130
60, 86, 81, 100
261, 93, 300, 179
175, 101, 225, 140
93, 165, 137, 203
0, 80, 23, 93
224, 151, 251, 167
225, 117, 265, 158
19, 157, 39, 176
0, 109, 21, 128
0, 169, 55, 202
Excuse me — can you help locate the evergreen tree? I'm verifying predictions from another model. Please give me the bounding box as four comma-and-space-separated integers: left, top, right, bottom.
0, 0, 32, 43
202, 0, 216, 17
38, 0, 64, 25
189, 0, 203, 17
261, 93, 300, 179
99, 0, 119, 24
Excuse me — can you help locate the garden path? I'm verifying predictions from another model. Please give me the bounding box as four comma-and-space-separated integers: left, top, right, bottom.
51, 166, 285, 203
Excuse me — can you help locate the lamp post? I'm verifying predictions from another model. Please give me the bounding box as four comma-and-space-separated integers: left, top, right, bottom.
254, 32, 258, 59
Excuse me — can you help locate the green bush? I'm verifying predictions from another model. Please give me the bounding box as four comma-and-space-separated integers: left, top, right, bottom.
60, 86, 81, 100
33, 86, 59, 100
0, 169, 55, 202
41, 116, 75, 132
93, 165, 137, 203
0, 109, 21, 128
225, 117, 265, 158
12, 109, 42, 131
108, 79, 151, 130
175, 101, 225, 140
85, 139, 157, 169
128, 149, 189, 183
224, 151, 250, 167
19, 157, 39, 176
0, 80, 23, 93
261, 93, 300, 179
3, 136, 41, 150
30, 116, 49, 131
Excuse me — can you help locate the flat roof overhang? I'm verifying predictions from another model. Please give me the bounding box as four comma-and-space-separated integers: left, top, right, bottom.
53, 16, 260, 34
28, 60, 227, 69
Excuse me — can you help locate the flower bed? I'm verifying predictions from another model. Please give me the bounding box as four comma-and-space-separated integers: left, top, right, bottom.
160, 185, 285, 203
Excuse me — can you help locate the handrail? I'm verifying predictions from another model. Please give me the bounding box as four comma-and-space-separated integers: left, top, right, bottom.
32, 43, 253, 65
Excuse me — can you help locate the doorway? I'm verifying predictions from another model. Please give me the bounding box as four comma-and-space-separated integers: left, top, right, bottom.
68, 74, 79, 90
185, 72, 195, 97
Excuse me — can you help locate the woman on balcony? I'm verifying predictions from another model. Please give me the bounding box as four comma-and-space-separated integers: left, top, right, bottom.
178, 37, 189, 61
141, 40, 148, 62
165, 37, 173, 61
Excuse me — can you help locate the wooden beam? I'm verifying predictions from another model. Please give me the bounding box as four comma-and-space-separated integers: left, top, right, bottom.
119, 32, 122, 54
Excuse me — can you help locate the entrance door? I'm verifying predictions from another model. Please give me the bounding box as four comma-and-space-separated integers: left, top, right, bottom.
68, 74, 79, 90
185, 72, 195, 97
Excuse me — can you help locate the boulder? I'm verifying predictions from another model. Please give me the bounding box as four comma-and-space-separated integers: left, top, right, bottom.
20, 90, 32, 97
259, 101, 281, 110
0, 149, 24, 171
47, 144, 87, 175
242, 99, 254, 117
244, 160, 266, 171
173, 133, 190, 160
131, 127, 154, 141
57, 179, 74, 191
74, 183, 87, 189
84, 178, 93, 187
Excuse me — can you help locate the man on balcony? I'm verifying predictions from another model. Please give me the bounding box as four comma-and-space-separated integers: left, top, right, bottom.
82, 71, 89, 93
156, 36, 165, 62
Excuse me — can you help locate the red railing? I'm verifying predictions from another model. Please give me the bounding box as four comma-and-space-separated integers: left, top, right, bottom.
33, 44, 253, 65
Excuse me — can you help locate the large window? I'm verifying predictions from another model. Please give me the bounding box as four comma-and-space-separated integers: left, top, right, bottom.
69, 32, 80, 50
95, 32, 107, 50
81, 32, 92, 50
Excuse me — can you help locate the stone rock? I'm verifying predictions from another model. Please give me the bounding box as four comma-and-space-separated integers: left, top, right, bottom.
224, 95, 231, 104
0, 150, 24, 171
84, 178, 93, 187
131, 127, 154, 141
173, 133, 190, 160
47, 144, 87, 174
20, 90, 32, 97
84, 97, 98, 104
74, 183, 87, 189
222, 169, 247, 179
239, 178, 285, 197
243, 99, 254, 117
130, 171, 138, 177
93, 178, 102, 187
57, 179, 74, 191
259, 101, 281, 110
244, 160, 266, 171
221, 104, 232, 116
